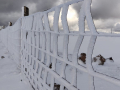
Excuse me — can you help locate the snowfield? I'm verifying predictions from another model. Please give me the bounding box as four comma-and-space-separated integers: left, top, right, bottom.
47, 55, 120, 90
0, 35, 120, 90
0, 41, 33, 90
43, 35, 120, 90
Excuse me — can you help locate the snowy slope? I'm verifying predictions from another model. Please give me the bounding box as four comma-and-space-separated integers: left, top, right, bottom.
0, 41, 33, 90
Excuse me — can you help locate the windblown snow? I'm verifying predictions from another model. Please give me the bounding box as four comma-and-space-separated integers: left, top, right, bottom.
0, 41, 33, 90
0, 36, 120, 90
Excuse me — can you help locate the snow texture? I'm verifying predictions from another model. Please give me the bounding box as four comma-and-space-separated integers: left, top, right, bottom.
0, 18, 21, 65
0, 40, 33, 90
0, 0, 120, 90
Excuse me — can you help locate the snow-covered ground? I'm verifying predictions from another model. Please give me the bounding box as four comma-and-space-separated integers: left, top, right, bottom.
45, 55, 120, 90
1, 35, 120, 90
51, 35, 120, 90
0, 41, 33, 90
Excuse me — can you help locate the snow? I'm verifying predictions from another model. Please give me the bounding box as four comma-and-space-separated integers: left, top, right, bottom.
1, 34, 120, 90
1, 32, 120, 90
0, 41, 33, 90
43, 57, 120, 90
1, 24, 120, 90
53, 56, 120, 90
0, 0, 120, 89
37, 51, 120, 90
44, 35, 120, 90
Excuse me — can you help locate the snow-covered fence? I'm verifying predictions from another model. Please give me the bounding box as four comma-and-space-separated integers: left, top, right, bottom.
20, 0, 120, 90
21, 0, 88, 89
0, 0, 120, 90
20, 0, 105, 90
0, 18, 21, 65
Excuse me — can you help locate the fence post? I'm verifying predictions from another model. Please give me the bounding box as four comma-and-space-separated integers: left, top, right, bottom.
21, 6, 30, 83
8, 22, 12, 26
22, 6, 29, 16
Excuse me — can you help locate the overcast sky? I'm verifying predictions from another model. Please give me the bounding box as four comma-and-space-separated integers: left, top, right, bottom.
0, 0, 120, 31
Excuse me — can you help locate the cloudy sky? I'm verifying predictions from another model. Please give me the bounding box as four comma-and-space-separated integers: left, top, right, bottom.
0, 0, 120, 32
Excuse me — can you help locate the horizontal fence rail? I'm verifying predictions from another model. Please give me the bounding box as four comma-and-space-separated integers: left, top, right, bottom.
0, 0, 120, 90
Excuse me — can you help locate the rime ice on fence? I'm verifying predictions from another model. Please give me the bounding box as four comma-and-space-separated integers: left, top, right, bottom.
1, 0, 120, 90
20, 0, 90, 90
20, 0, 120, 89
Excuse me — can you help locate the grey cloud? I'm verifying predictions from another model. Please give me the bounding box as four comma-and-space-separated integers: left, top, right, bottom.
91, 0, 120, 29
91, 0, 120, 20
0, 0, 120, 31
70, 0, 120, 30
35, 0, 58, 12
0, 0, 58, 26
71, 0, 120, 20
0, 13, 20, 26
0, 0, 34, 26
0, 0, 33, 13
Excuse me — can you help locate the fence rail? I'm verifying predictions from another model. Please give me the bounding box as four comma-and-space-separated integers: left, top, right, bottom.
0, 0, 120, 90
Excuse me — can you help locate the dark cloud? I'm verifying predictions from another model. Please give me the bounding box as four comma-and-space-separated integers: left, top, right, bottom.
71, 0, 120, 29
0, 0, 32, 26
71, 0, 120, 20
0, 0, 34, 13
0, 0, 58, 26
35, 0, 58, 12
91, 0, 120, 29
0, 0, 120, 30
91, 0, 120, 20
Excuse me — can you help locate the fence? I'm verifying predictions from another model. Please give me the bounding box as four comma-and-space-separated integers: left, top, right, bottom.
0, 0, 120, 90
